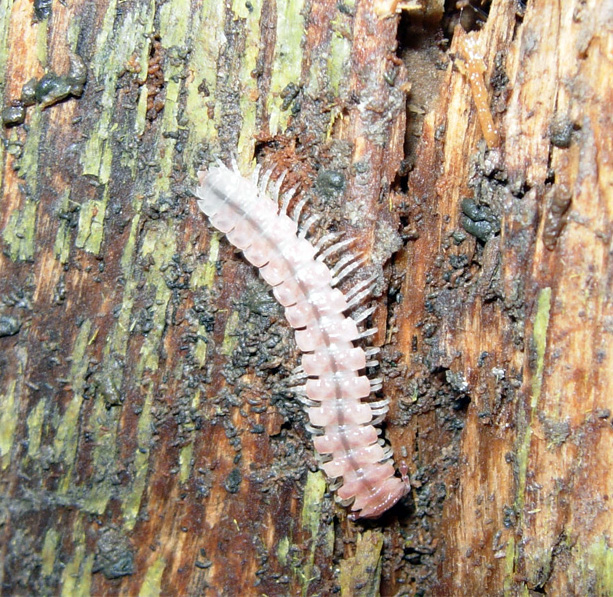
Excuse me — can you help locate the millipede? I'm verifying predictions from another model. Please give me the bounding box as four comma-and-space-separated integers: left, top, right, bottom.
195, 161, 410, 520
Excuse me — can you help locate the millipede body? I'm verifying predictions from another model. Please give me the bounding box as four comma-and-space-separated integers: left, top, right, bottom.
195, 162, 409, 519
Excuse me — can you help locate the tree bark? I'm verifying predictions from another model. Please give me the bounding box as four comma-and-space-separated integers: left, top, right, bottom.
0, 0, 611, 596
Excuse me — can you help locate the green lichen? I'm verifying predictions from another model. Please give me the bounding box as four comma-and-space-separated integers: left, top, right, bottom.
0, 379, 18, 469
301, 470, 326, 537
267, 0, 305, 135
139, 557, 167, 597
277, 535, 290, 566
298, 471, 328, 596
75, 192, 108, 255
179, 442, 194, 483
184, 1, 226, 164
60, 519, 93, 597
339, 530, 384, 597
234, 0, 263, 169
121, 224, 175, 525
153, 0, 192, 193
120, 196, 143, 273
221, 310, 241, 356
26, 398, 46, 459
42, 527, 60, 577
327, 23, 351, 96
510, 287, 552, 585
2, 197, 38, 261
54, 320, 92, 492
81, 1, 155, 181
503, 535, 516, 594
136, 225, 175, 372
82, 394, 119, 515
176, 387, 201, 485
123, 387, 155, 529
190, 232, 220, 290
193, 325, 209, 368
578, 536, 613, 595
0, 0, 13, 98
35, 12, 48, 65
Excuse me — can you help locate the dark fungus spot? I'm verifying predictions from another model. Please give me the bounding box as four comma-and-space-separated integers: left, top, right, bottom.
316, 170, 345, 196
67, 54, 88, 93
92, 529, 135, 580
0, 315, 22, 337
280, 82, 300, 111
224, 467, 242, 493
542, 186, 572, 250
96, 371, 123, 408
21, 78, 38, 106
549, 115, 574, 148
34, 0, 53, 21
461, 198, 500, 242
35, 55, 87, 108
35, 73, 73, 106
1, 105, 26, 127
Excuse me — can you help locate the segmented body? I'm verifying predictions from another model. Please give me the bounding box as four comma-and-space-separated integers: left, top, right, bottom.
195, 163, 409, 519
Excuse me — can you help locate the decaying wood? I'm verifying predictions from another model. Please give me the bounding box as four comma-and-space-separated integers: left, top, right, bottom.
0, 0, 611, 595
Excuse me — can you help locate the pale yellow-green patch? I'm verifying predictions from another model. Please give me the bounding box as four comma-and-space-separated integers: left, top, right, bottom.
511, 287, 552, 578
234, 0, 264, 168
121, 224, 174, 524
503, 535, 516, 593
301, 470, 326, 536
193, 325, 209, 369
221, 310, 241, 356
82, 394, 118, 515
120, 195, 143, 273
277, 535, 290, 566
298, 471, 328, 596
177, 387, 202, 484
158, 0, 191, 46
35, 13, 48, 65
184, 1, 227, 165
179, 442, 194, 483
26, 399, 46, 460
42, 527, 60, 577
139, 557, 167, 597
75, 192, 108, 255
190, 232, 221, 290
0, 0, 13, 95
153, 0, 194, 193
327, 25, 351, 96
0, 379, 18, 469
17, 107, 42, 190
135, 80, 150, 137
1, 37, 43, 262
2, 198, 38, 261
54, 320, 92, 489
60, 520, 94, 597
267, 0, 305, 136
580, 535, 613, 595
339, 530, 384, 596
81, 0, 155, 179
123, 387, 155, 529
137, 224, 175, 372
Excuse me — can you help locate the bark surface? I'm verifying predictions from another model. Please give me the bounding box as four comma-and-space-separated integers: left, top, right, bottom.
0, 0, 611, 595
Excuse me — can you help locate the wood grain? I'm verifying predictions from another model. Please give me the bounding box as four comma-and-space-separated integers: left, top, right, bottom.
0, 0, 611, 595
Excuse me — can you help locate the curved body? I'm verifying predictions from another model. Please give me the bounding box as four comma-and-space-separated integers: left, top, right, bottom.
195, 163, 409, 519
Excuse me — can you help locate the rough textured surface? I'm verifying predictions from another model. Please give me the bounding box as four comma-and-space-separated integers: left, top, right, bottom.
0, 0, 611, 595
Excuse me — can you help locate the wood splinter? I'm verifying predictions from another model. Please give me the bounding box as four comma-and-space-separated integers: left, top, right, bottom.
457, 35, 500, 149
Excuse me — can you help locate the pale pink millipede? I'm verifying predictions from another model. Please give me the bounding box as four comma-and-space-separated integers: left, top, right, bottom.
195, 161, 410, 519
